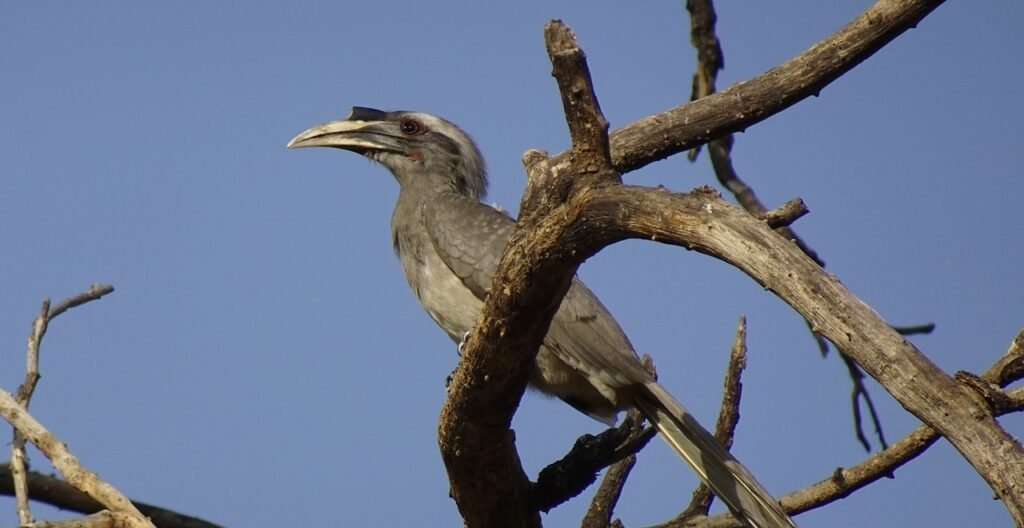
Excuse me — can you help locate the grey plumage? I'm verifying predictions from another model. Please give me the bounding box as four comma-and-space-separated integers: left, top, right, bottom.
288, 107, 796, 528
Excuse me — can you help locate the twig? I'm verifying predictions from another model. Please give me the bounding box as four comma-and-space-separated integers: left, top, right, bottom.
758, 199, 808, 229
678, 316, 749, 522
46, 284, 115, 320
13, 284, 115, 524
843, 354, 889, 451
14, 299, 52, 524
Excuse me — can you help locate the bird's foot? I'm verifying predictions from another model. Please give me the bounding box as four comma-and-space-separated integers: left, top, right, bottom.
456, 330, 471, 357
446, 331, 473, 390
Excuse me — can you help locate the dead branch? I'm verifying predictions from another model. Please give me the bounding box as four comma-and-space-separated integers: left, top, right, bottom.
0, 464, 220, 528
678, 316, 749, 522
0, 388, 153, 527
13, 284, 115, 524
659, 329, 1024, 527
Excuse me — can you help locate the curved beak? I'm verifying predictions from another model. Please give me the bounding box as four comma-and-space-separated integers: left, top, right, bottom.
287, 107, 405, 154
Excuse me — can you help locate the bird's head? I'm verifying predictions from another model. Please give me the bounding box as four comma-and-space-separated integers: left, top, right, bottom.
288, 107, 487, 200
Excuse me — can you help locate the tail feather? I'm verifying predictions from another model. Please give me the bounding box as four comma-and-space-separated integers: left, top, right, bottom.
632, 382, 796, 528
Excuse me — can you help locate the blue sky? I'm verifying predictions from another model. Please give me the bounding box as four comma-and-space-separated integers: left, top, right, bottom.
2, 2, 1022, 527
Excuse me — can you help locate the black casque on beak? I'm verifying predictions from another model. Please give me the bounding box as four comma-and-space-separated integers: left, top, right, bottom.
287, 107, 407, 154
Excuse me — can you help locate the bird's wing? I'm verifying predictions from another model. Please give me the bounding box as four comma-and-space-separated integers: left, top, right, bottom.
544, 279, 651, 388
424, 194, 650, 390
423, 194, 516, 299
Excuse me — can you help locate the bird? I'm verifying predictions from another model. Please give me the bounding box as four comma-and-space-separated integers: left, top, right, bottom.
288, 107, 796, 528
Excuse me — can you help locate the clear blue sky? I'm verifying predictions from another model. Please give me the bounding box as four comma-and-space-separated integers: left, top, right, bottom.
2, 2, 1022, 527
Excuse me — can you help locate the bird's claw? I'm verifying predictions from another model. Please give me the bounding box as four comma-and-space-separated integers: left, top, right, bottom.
456, 330, 471, 357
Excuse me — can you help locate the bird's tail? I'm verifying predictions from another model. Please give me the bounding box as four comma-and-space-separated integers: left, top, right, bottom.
631, 382, 796, 528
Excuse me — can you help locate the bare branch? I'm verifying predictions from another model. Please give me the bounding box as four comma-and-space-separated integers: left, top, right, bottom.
544, 21, 613, 177
574, 185, 1024, 521
0, 388, 154, 527
547, 0, 949, 175
983, 328, 1024, 387
14, 299, 52, 524
14, 284, 115, 525
842, 353, 889, 451
24, 510, 142, 528
656, 329, 1024, 526
45, 284, 115, 321
0, 464, 221, 528
679, 316, 749, 522
757, 199, 808, 229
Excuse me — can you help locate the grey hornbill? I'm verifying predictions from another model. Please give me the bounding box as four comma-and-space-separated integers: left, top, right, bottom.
288, 107, 796, 528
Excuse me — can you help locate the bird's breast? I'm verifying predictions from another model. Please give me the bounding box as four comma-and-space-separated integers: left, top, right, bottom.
401, 237, 484, 342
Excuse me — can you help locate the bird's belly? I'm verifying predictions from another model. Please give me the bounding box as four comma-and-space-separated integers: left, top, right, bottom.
410, 252, 485, 342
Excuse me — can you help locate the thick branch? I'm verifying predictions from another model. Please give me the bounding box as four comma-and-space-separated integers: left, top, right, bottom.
574, 185, 1024, 522
437, 20, 616, 528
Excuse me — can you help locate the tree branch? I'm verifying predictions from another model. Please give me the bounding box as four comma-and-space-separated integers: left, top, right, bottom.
657, 328, 1024, 527
0, 464, 221, 528
678, 316, 750, 522
549, 0, 947, 175
532, 416, 655, 514
13, 284, 116, 525
0, 388, 154, 527
437, 20, 618, 528
577, 185, 1024, 522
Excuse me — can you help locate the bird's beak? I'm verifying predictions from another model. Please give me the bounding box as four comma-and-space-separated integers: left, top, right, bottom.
287, 108, 404, 154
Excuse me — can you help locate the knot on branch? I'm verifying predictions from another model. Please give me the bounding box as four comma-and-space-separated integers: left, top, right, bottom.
956, 371, 1016, 415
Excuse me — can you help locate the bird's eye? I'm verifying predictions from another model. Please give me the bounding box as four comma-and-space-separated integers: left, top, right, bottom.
399, 119, 424, 136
